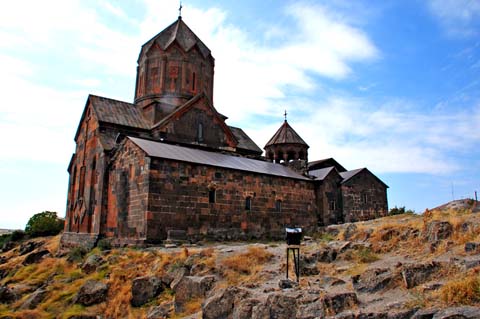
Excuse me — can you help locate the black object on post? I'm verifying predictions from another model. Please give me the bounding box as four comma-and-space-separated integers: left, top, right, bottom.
286, 227, 302, 282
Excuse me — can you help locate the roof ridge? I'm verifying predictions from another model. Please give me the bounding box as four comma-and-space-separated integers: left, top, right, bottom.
89, 94, 134, 105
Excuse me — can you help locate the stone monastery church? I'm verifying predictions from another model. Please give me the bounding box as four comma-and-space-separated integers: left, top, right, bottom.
62, 16, 388, 247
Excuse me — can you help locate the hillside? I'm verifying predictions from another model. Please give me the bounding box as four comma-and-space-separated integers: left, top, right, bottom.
1, 207, 480, 318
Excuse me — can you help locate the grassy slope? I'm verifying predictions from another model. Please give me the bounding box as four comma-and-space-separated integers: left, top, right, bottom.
1, 208, 480, 318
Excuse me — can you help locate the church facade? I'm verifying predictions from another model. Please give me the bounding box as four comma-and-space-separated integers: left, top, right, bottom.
61, 17, 388, 247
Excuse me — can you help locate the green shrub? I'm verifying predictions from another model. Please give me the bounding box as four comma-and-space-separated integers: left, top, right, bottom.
96, 239, 112, 251
25, 211, 64, 237
0, 234, 11, 247
67, 247, 87, 263
389, 206, 415, 216
10, 230, 25, 241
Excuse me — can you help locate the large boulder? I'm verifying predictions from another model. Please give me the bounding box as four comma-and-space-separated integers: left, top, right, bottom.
411, 308, 440, 319
173, 275, 215, 311
267, 294, 297, 319
19, 289, 48, 310
322, 291, 358, 315
424, 221, 453, 242
343, 224, 358, 240
278, 279, 299, 289
432, 306, 480, 319
147, 302, 173, 319
23, 249, 51, 265
0, 285, 18, 303
81, 254, 104, 274
131, 276, 164, 307
402, 262, 440, 289
251, 294, 297, 319
465, 242, 480, 254
73, 280, 109, 306
352, 268, 397, 293
19, 241, 43, 256
202, 286, 249, 319
232, 298, 262, 319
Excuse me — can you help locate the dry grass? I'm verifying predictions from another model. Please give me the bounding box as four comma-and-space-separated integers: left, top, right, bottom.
221, 246, 273, 285
439, 272, 480, 306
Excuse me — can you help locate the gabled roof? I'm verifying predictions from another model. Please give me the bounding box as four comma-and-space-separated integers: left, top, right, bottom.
139, 17, 211, 60
308, 158, 347, 172
90, 95, 150, 129
340, 168, 389, 188
229, 126, 262, 155
128, 137, 310, 181
151, 92, 238, 147
264, 120, 309, 148
74, 94, 149, 141
309, 167, 336, 180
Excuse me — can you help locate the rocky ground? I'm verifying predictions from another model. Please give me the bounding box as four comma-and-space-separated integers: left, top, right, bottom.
1, 207, 480, 318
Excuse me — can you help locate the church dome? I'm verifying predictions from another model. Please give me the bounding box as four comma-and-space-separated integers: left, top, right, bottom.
264, 119, 309, 163
134, 17, 215, 124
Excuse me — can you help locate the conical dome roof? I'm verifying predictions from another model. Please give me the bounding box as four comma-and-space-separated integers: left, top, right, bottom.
138, 17, 212, 61
265, 120, 309, 148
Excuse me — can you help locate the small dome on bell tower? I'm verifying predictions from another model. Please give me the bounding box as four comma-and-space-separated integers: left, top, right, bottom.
264, 112, 309, 164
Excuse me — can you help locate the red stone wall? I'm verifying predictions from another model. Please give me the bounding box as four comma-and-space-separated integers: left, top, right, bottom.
105, 140, 150, 240
145, 155, 318, 242
341, 170, 388, 222
135, 43, 214, 122
65, 104, 103, 234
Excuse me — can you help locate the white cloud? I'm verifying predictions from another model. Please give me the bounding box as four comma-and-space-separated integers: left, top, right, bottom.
427, 0, 480, 37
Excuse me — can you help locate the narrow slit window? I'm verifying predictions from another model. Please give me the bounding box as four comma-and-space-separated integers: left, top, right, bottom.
209, 189, 216, 203
329, 200, 336, 211
245, 196, 252, 211
275, 199, 282, 212
192, 72, 196, 91
79, 166, 86, 198
362, 193, 368, 204
197, 123, 204, 142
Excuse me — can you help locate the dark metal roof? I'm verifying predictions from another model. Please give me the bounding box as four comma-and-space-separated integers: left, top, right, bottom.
309, 167, 335, 180
264, 120, 309, 148
339, 168, 364, 183
340, 168, 389, 188
129, 137, 310, 180
229, 126, 262, 154
308, 158, 347, 172
140, 18, 211, 60
90, 95, 150, 129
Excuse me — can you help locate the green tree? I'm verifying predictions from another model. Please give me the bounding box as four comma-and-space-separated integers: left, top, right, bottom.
25, 211, 64, 237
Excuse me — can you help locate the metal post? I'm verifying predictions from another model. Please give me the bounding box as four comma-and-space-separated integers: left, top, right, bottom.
286, 247, 289, 279
286, 246, 300, 282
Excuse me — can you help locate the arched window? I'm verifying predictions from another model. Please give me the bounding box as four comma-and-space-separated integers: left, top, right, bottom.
245, 196, 252, 211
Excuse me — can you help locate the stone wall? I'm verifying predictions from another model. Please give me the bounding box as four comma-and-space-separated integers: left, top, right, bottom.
315, 171, 344, 226
105, 140, 150, 240
60, 232, 99, 250
65, 103, 102, 234
145, 155, 318, 242
342, 170, 388, 223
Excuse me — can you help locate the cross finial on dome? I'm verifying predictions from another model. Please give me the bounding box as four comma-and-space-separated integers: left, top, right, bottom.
179, 1, 183, 19
284, 110, 287, 122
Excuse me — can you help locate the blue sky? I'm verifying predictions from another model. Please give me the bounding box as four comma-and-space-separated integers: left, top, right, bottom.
0, 0, 479, 229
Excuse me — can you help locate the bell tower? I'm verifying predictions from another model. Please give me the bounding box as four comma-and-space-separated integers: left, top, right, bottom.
134, 17, 215, 125
264, 113, 309, 164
